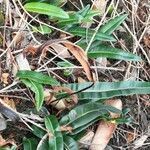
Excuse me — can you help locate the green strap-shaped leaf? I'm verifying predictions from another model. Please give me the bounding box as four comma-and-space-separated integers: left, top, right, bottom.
32, 125, 46, 138
99, 14, 128, 34
17, 70, 60, 86
24, 2, 69, 19
23, 138, 38, 150
88, 46, 142, 61
44, 115, 63, 150
60, 102, 121, 131
65, 81, 150, 101
68, 27, 116, 41
64, 135, 78, 150
21, 79, 44, 111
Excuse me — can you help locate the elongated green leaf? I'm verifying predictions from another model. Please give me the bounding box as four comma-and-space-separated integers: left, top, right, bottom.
32, 125, 46, 138
68, 27, 116, 41
24, 2, 69, 19
88, 46, 141, 61
99, 14, 128, 34
44, 115, 63, 150
21, 79, 44, 111
64, 135, 78, 150
60, 102, 121, 130
44, 115, 60, 134
50, 0, 67, 6
58, 5, 98, 27
48, 131, 63, 150
23, 138, 38, 150
65, 81, 150, 101
70, 117, 100, 135
37, 137, 49, 150
17, 70, 60, 86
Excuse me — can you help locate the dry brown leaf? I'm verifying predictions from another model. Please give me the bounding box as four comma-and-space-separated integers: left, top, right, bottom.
35, 39, 93, 81
78, 77, 86, 83
44, 86, 78, 110
50, 43, 71, 58
3, 97, 16, 110
0, 134, 15, 147
143, 34, 150, 48
61, 41, 93, 81
12, 31, 24, 47
126, 131, 137, 143
1, 73, 9, 85
0, 98, 19, 121
60, 125, 73, 133
90, 99, 122, 150
23, 45, 38, 56
53, 86, 78, 105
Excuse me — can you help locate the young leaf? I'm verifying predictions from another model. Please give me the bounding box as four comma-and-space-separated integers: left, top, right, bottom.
88, 46, 142, 61
65, 81, 150, 101
21, 79, 44, 111
68, 27, 116, 41
23, 137, 38, 150
17, 70, 60, 86
24, 2, 69, 19
63, 135, 78, 150
99, 14, 128, 34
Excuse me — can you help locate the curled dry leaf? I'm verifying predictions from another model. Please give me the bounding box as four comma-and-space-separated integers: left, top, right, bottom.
12, 31, 24, 47
1, 73, 9, 85
126, 131, 137, 143
61, 41, 93, 81
0, 98, 19, 122
29, 39, 93, 82
44, 86, 78, 110
90, 99, 122, 150
53, 86, 78, 104
0, 134, 15, 147
44, 89, 66, 110
50, 43, 71, 58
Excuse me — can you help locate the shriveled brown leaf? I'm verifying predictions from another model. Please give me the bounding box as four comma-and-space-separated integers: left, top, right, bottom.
61, 41, 93, 81
143, 34, 150, 48
34, 39, 93, 81
0, 98, 19, 122
50, 43, 71, 58
44, 86, 78, 110
126, 131, 137, 143
3, 97, 16, 110
1, 73, 9, 85
60, 125, 73, 133
12, 31, 24, 47
0, 134, 15, 147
